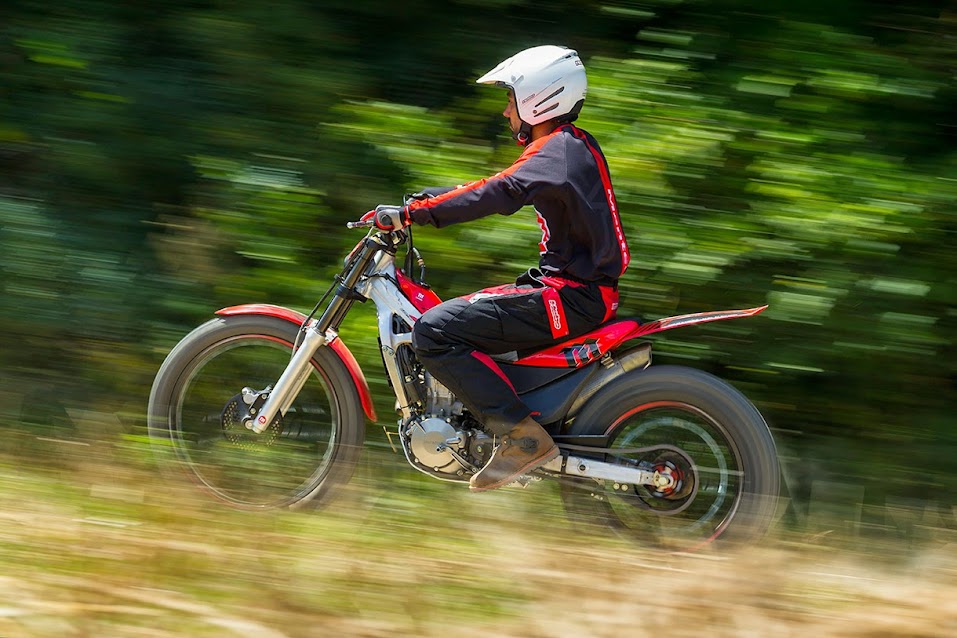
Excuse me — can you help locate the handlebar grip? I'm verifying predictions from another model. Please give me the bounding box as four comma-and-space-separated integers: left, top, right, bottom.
346, 220, 375, 229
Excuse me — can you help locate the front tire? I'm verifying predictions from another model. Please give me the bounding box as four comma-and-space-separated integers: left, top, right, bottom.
560, 365, 780, 550
147, 315, 365, 510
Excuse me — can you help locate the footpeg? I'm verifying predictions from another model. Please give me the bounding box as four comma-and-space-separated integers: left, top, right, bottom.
509, 474, 541, 488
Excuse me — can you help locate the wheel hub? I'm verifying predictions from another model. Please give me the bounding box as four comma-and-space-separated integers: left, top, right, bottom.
221, 393, 282, 448
650, 457, 693, 500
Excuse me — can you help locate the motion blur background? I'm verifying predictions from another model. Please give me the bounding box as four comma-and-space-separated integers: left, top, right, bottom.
0, 0, 955, 634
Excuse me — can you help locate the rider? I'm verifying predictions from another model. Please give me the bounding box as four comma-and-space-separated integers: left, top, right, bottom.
367, 45, 630, 491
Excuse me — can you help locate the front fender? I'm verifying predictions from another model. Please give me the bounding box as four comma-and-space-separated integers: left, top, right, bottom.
215, 304, 377, 422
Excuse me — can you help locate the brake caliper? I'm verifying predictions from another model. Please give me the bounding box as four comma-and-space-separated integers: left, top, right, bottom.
221, 388, 282, 448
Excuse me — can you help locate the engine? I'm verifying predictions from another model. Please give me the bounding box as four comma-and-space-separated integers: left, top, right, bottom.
399, 372, 493, 482
403, 416, 494, 481
421, 371, 462, 420
390, 344, 494, 481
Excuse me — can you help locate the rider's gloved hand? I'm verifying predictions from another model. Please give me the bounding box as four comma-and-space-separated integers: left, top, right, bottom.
360, 204, 412, 231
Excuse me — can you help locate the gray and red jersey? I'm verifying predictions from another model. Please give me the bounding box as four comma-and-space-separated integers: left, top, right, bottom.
407, 124, 630, 286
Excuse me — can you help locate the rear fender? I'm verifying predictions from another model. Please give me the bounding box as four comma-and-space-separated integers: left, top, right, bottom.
627, 305, 768, 339
215, 304, 377, 422
564, 342, 653, 419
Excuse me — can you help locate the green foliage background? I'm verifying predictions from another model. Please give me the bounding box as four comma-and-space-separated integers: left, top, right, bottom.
1, 0, 954, 520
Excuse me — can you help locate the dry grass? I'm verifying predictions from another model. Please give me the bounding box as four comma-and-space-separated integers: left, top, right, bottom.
0, 438, 955, 638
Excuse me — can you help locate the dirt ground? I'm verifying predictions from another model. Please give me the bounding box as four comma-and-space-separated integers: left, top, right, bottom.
0, 446, 955, 638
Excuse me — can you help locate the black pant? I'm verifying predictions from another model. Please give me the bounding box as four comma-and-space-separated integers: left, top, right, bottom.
411, 269, 617, 435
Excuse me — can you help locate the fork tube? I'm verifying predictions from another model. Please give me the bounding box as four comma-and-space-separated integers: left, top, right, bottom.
248, 236, 384, 434
248, 325, 328, 434
314, 237, 383, 333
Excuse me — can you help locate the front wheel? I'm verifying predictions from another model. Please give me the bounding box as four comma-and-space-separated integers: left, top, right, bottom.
147, 315, 366, 510
560, 365, 780, 550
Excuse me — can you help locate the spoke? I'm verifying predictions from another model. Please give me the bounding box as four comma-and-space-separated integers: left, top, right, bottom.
171, 336, 338, 509
694, 465, 744, 478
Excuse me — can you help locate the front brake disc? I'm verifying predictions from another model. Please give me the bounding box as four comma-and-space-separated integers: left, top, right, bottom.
221, 393, 283, 448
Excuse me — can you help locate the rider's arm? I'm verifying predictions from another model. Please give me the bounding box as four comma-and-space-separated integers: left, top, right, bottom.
413, 186, 457, 198
407, 132, 566, 229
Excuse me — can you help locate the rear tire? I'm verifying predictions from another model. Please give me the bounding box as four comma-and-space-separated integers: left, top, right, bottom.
147, 315, 365, 510
559, 365, 780, 550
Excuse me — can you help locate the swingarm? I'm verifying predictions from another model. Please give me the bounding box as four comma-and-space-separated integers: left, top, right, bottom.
539, 451, 690, 496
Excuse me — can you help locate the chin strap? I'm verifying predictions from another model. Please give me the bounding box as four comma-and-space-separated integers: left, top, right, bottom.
514, 121, 532, 146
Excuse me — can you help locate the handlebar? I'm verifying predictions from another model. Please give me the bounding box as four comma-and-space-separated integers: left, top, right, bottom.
345, 199, 426, 281
347, 194, 420, 229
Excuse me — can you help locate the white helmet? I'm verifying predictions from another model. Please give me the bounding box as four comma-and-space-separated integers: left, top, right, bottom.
477, 45, 587, 137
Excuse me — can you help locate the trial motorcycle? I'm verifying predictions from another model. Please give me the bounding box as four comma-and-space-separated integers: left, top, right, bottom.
148, 202, 780, 549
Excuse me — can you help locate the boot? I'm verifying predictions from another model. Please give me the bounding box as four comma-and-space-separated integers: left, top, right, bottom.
469, 416, 559, 492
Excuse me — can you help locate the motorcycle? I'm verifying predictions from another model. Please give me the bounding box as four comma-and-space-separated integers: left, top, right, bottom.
148, 201, 780, 550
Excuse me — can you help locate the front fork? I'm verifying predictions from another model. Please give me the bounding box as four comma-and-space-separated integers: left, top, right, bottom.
244, 325, 333, 434
243, 232, 387, 434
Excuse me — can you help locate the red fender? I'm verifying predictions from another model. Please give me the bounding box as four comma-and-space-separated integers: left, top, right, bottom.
215, 304, 377, 422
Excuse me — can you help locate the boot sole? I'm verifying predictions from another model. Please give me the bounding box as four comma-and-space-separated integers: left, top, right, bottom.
468, 445, 560, 492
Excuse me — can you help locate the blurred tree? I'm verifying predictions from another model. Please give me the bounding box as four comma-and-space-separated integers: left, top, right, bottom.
0, 0, 954, 518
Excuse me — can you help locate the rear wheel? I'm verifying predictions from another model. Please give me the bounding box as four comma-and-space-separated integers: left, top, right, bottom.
559, 365, 779, 550
147, 315, 365, 510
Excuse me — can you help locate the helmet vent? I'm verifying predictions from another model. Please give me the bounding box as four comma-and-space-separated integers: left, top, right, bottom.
534, 86, 565, 108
